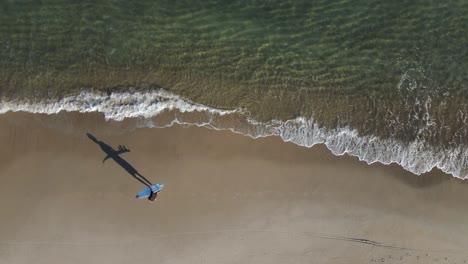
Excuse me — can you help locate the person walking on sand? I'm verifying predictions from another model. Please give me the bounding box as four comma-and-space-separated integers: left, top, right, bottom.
86, 133, 157, 200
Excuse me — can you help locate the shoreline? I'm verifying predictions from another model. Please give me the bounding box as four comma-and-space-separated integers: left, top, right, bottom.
1, 89, 466, 179
1, 111, 468, 263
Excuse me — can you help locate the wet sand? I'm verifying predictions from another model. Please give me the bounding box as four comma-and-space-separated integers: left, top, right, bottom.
1, 112, 468, 264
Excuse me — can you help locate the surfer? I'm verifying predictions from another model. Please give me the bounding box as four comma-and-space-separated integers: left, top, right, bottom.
86, 133, 157, 200
148, 192, 157, 201
136, 183, 165, 202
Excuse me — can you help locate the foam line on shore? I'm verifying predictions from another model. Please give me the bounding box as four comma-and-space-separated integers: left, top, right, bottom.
1, 89, 466, 178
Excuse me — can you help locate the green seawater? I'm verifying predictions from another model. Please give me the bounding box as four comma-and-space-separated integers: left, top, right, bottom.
0, 0, 467, 147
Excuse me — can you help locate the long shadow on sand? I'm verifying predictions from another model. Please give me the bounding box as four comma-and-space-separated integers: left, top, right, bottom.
86, 133, 153, 188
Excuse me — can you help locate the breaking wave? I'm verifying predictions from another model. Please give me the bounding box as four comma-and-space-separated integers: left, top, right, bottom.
1, 89, 467, 179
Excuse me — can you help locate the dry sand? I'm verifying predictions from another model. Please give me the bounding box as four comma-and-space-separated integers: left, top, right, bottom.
1, 112, 468, 264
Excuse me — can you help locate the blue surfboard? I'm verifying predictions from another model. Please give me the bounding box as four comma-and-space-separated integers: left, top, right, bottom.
136, 183, 165, 199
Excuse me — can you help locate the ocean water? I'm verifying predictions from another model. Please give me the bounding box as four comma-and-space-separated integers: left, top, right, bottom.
0, 1, 467, 178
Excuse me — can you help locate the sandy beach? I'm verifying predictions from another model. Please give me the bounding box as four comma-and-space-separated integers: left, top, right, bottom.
1, 111, 468, 264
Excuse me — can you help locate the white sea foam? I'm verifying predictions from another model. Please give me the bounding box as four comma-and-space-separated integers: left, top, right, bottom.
1, 89, 467, 179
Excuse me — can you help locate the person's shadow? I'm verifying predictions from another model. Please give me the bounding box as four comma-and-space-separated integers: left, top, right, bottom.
86, 133, 153, 188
